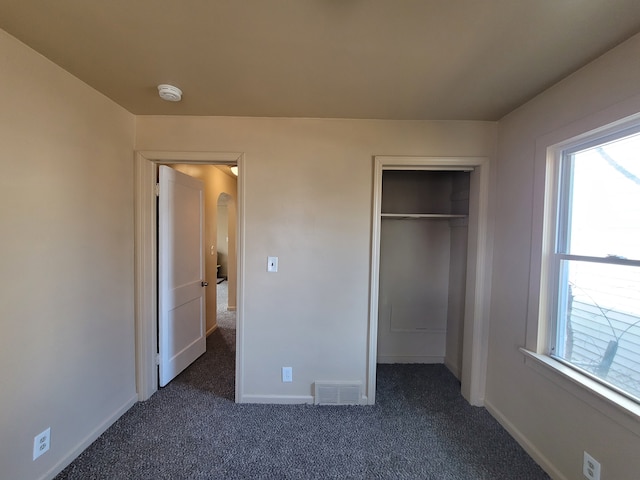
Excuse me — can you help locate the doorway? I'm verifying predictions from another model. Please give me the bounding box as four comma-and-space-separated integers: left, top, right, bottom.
166, 166, 238, 336
216, 192, 236, 296
367, 156, 493, 406
134, 151, 244, 402
215, 191, 237, 331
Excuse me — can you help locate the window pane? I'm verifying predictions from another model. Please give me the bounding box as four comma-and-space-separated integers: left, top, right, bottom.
567, 132, 640, 260
556, 259, 640, 400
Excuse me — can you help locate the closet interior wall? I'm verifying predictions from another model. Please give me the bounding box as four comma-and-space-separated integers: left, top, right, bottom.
377, 170, 470, 379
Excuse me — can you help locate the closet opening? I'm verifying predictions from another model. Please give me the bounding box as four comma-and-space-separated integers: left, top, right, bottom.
377, 170, 470, 376
367, 156, 491, 406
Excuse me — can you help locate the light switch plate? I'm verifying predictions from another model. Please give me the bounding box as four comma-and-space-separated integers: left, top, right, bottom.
267, 256, 278, 273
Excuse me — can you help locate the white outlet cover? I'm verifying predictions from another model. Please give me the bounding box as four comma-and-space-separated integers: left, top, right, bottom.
282, 366, 293, 382
583, 451, 601, 480
33, 428, 50, 460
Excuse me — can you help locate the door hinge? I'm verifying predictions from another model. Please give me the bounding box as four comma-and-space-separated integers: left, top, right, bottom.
155, 353, 160, 365
155, 183, 160, 197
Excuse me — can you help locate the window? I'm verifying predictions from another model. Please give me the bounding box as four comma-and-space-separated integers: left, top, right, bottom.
548, 125, 640, 402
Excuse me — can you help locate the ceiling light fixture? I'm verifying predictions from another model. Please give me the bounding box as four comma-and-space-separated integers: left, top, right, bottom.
230, 166, 238, 176
157, 84, 182, 102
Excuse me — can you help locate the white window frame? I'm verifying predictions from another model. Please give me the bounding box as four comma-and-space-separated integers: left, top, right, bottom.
523, 105, 640, 433
547, 126, 640, 394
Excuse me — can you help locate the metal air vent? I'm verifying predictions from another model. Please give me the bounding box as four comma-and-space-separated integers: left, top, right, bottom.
314, 381, 362, 405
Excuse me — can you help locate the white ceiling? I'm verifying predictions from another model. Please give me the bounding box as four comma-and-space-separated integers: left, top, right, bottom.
2, 0, 640, 120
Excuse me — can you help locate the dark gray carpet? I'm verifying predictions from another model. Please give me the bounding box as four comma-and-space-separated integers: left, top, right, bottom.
55, 312, 550, 480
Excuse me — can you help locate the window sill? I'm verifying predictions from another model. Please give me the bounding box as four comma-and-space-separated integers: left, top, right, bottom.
520, 348, 640, 437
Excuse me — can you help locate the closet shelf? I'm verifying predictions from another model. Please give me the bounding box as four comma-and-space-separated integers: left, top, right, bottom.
381, 213, 468, 220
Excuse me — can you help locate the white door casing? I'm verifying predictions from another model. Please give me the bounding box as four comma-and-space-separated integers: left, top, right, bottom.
158, 166, 206, 386
368, 156, 493, 406
134, 151, 244, 401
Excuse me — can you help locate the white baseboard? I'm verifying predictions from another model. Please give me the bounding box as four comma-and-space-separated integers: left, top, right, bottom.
206, 324, 218, 337
40, 393, 138, 480
377, 355, 444, 364
484, 398, 567, 480
240, 394, 314, 405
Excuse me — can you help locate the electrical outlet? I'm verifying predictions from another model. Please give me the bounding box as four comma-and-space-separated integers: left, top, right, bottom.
583, 451, 601, 480
33, 428, 50, 461
282, 366, 293, 382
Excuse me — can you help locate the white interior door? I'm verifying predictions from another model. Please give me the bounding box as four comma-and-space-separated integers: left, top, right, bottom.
158, 165, 206, 387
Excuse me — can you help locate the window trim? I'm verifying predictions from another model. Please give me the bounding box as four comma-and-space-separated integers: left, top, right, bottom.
520, 348, 640, 436
549, 135, 640, 366
524, 100, 640, 430
547, 124, 640, 398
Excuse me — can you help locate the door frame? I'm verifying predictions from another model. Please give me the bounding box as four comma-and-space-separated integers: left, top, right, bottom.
134, 150, 244, 401
367, 156, 493, 406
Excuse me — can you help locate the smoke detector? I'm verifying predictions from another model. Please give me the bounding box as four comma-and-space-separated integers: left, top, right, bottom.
157, 84, 182, 102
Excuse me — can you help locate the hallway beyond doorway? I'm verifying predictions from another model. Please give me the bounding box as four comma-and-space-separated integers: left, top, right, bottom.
216, 280, 236, 331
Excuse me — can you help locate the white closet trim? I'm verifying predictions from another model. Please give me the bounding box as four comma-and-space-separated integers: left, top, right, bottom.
367, 156, 492, 406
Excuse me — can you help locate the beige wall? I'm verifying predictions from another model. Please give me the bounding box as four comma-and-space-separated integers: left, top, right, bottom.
489, 33, 640, 479
0, 29, 136, 480
136, 116, 496, 401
